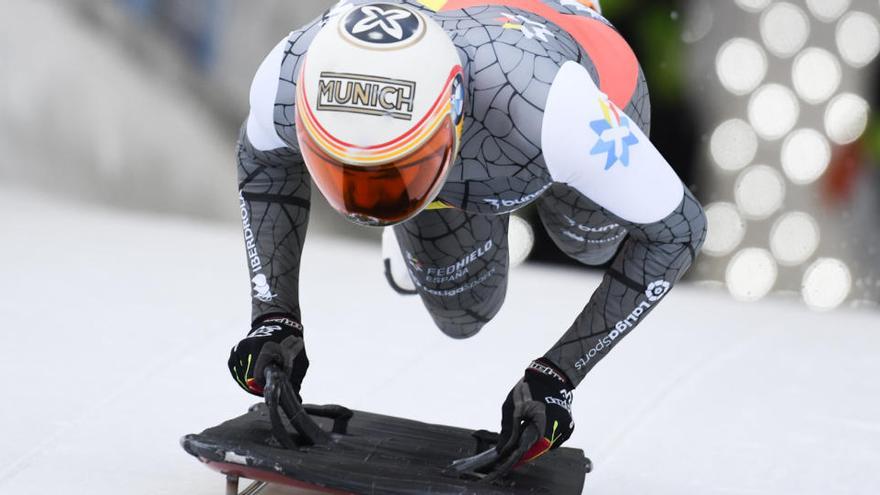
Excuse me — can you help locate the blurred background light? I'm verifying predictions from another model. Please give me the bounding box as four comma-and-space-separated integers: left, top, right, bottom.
735, 0, 772, 13
824, 92, 870, 144
508, 215, 535, 267
805, 0, 851, 22
681, 1, 715, 43
716, 38, 768, 95
836, 11, 880, 68
781, 128, 831, 184
792, 47, 842, 104
748, 84, 800, 140
802, 258, 852, 310
726, 248, 778, 302
710, 119, 759, 171
770, 211, 821, 266
703, 202, 747, 257
735, 165, 786, 219
760, 2, 810, 58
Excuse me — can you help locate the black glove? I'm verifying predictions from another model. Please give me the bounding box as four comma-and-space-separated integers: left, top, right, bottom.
228, 315, 309, 398
498, 358, 575, 466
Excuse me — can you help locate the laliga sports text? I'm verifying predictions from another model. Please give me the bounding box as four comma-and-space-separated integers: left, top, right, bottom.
574, 280, 670, 371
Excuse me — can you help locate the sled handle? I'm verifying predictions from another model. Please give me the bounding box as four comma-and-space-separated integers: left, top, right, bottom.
264, 365, 332, 447
447, 423, 541, 482
303, 404, 353, 435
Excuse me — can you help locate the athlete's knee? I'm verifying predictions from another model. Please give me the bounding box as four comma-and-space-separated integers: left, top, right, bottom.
654, 189, 707, 251
433, 316, 488, 339
419, 276, 508, 339
427, 292, 506, 339
635, 189, 707, 265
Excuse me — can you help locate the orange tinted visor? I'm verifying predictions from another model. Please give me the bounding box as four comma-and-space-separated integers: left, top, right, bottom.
296, 113, 456, 226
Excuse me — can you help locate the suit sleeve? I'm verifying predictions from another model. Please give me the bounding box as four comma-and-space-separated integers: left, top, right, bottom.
236, 36, 312, 324
540, 61, 707, 386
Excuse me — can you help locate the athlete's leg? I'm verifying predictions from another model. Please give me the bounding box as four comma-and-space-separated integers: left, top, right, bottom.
537, 183, 628, 266
393, 208, 509, 339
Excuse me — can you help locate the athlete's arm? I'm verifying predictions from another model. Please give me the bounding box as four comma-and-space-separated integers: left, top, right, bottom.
540, 61, 707, 386
237, 35, 311, 324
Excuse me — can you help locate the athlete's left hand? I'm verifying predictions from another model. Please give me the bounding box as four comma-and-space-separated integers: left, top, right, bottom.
497, 358, 575, 467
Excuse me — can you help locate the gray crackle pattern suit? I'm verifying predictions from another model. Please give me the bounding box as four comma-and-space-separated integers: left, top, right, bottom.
237, 0, 706, 387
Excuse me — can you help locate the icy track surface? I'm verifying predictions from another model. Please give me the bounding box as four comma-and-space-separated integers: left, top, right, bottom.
1, 186, 879, 495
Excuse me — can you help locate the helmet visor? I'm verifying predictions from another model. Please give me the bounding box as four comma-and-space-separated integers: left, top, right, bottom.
296, 113, 456, 226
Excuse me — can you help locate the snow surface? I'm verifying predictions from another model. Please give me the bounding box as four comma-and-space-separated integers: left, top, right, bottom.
1, 185, 879, 495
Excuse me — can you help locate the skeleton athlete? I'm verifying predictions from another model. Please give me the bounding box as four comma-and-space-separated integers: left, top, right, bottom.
229, 0, 707, 467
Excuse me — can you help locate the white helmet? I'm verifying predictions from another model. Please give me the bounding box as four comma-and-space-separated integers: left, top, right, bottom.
295, 2, 465, 226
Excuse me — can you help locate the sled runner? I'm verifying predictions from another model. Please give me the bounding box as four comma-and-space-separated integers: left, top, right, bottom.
182, 366, 591, 494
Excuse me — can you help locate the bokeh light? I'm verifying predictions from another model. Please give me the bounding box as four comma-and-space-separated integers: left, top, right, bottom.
802, 258, 852, 310
735, 165, 786, 219
726, 248, 778, 302
749, 84, 800, 140
716, 38, 768, 95
703, 202, 747, 257
781, 129, 831, 184
836, 11, 880, 68
770, 211, 820, 266
710, 119, 759, 172
792, 47, 841, 104
805, 0, 851, 22
760, 2, 810, 58
825, 93, 870, 145
735, 0, 772, 13
682, 1, 715, 43
508, 215, 534, 267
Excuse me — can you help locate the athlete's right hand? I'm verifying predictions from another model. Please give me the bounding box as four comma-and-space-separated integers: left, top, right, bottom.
228, 315, 309, 398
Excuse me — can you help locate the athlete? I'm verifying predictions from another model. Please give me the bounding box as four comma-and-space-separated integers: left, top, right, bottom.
228, 0, 706, 468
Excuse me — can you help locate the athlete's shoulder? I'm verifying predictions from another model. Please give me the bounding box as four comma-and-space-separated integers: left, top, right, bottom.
422, 1, 587, 69
423, 2, 584, 150
418, 0, 612, 38
247, 4, 357, 151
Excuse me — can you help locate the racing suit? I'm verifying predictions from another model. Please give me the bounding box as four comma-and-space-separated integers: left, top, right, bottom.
237, 0, 707, 388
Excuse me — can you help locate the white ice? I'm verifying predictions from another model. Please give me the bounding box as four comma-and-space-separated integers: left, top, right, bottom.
1, 185, 879, 495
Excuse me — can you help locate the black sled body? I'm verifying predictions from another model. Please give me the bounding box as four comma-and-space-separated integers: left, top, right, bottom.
182, 402, 589, 494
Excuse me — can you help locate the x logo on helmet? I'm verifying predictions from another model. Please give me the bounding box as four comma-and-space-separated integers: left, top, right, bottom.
351, 5, 413, 41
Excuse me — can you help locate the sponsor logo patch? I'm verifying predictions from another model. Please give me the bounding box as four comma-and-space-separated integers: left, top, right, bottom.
424, 240, 493, 284
498, 12, 556, 42
412, 267, 497, 297
645, 280, 671, 302
451, 73, 465, 125
589, 96, 639, 170
261, 317, 303, 332
484, 182, 552, 210
248, 324, 282, 338
574, 279, 671, 370
342, 3, 424, 46
545, 389, 574, 415
240, 191, 275, 303
405, 251, 424, 272
251, 274, 276, 303
317, 72, 416, 120
528, 360, 568, 385
560, 215, 624, 244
